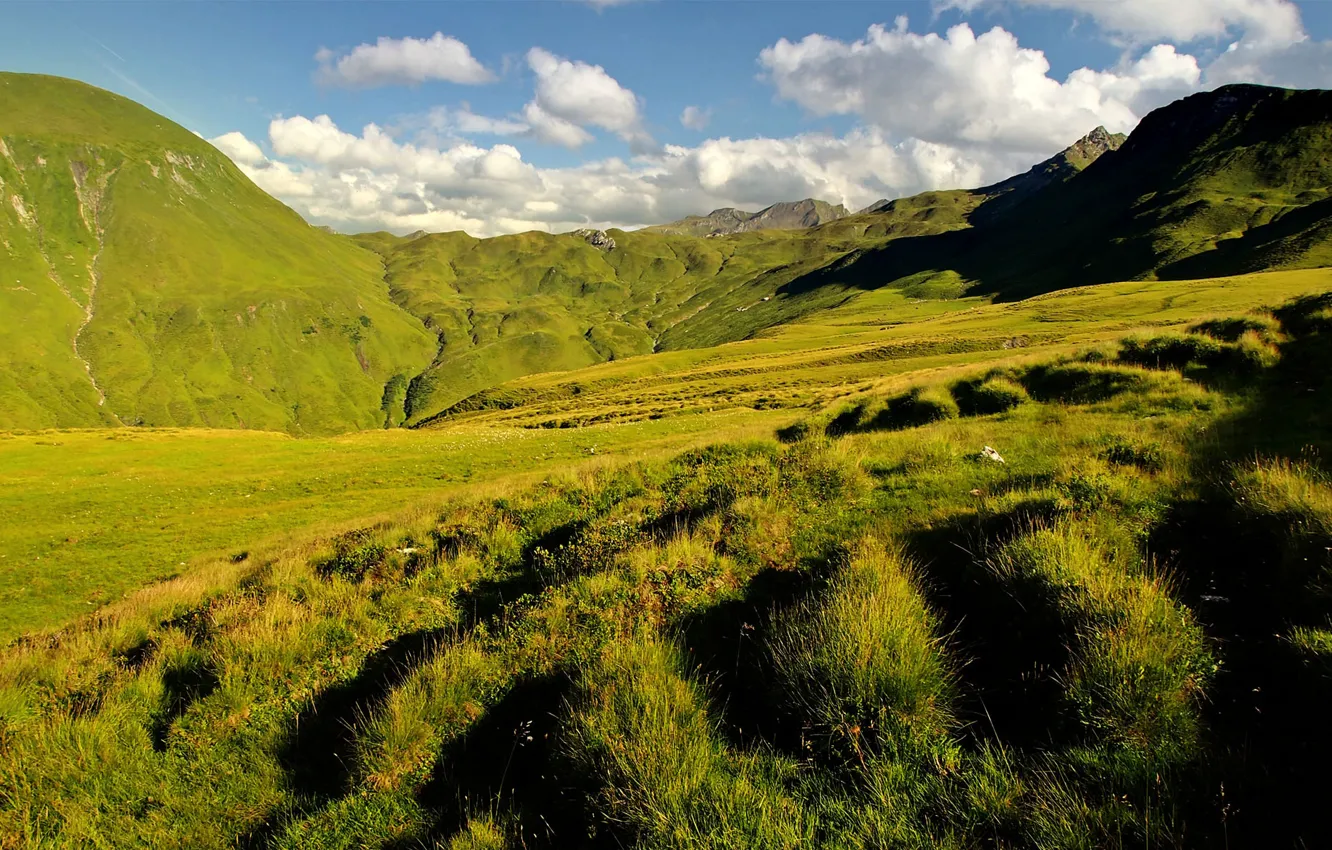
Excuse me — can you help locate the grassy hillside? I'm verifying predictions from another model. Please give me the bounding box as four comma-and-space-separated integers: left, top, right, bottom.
8, 78, 1329, 432
0, 73, 436, 434
3, 268, 1328, 638
3, 278, 1332, 847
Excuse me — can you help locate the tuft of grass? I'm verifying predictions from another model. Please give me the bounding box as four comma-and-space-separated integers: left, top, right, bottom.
565, 633, 814, 848
991, 521, 1213, 767
951, 375, 1029, 416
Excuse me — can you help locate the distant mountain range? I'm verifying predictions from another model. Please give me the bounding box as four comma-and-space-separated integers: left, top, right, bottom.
3, 73, 1331, 433
642, 198, 851, 236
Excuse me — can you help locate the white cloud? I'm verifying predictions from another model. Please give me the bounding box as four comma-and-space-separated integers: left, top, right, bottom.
315, 33, 495, 88
522, 101, 596, 148
1206, 36, 1332, 87
420, 105, 529, 137
680, 105, 711, 131
525, 47, 656, 152
213, 115, 1017, 238
760, 18, 1200, 158
210, 131, 267, 166
941, 0, 1305, 46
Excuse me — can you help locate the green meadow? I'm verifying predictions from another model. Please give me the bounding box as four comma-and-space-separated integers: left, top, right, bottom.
3, 277, 1331, 847
5, 268, 1328, 640
5, 72, 1332, 849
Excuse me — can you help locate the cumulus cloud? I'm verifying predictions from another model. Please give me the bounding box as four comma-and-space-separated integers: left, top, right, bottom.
760, 18, 1200, 158
680, 105, 711, 131
210, 131, 267, 166
941, 0, 1305, 46
524, 47, 656, 152
1206, 36, 1332, 87
212, 114, 1017, 238
315, 33, 495, 88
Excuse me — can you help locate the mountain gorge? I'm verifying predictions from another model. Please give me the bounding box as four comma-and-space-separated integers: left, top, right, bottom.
3, 74, 1332, 433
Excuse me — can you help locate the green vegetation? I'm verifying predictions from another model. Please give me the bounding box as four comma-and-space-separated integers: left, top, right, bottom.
2, 286, 1332, 847
5, 73, 1332, 849
9, 77, 1332, 430
0, 73, 437, 433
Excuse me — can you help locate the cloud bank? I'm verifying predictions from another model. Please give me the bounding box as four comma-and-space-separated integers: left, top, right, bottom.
209, 7, 1330, 237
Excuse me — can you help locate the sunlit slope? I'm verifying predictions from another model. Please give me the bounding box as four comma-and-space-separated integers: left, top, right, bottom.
354, 226, 901, 421
0, 73, 436, 433
421, 268, 1332, 430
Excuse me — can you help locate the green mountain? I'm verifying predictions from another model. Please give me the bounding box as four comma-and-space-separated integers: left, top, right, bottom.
3, 76, 1331, 434
642, 198, 851, 236
0, 73, 436, 434
830, 85, 1332, 302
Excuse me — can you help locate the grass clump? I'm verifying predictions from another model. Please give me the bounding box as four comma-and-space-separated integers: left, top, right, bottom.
1189, 314, 1280, 343
771, 539, 955, 764
1098, 435, 1165, 472
826, 386, 958, 437
991, 522, 1212, 765
1018, 362, 1154, 404
1227, 458, 1332, 605
565, 633, 813, 848
950, 375, 1029, 416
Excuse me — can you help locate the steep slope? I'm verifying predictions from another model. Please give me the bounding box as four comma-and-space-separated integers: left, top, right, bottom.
827, 85, 1332, 302
0, 73, 436, 433
643, 198, 850, 236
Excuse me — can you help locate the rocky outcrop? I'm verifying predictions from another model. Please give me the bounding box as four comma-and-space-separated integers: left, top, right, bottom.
574, 228, 617, 251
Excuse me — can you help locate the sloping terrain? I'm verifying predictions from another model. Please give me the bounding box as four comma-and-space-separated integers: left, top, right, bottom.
0, 73, 436, 434
4, 281, 1332, 848
3, 78, 1332, 434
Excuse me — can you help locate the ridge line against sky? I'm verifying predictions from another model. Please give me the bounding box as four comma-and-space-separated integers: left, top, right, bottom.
7, 0, 1332, 238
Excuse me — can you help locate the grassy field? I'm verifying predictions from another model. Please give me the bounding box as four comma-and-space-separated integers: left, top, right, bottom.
2, 281, 1331, 847
0, 411, 781, 639
5, 269, 1329, 641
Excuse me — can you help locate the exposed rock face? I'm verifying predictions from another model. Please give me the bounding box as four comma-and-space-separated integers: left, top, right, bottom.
574, 228, 617, 251
643, 198, 850, 236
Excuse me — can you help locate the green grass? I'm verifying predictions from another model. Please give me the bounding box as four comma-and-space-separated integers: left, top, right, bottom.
4, 299, 1332, 846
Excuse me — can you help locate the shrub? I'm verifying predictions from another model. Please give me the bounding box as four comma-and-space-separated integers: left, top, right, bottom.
952, 376, 1029, 416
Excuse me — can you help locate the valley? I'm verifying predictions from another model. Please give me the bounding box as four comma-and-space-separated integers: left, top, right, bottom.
2, 68, 1332, 850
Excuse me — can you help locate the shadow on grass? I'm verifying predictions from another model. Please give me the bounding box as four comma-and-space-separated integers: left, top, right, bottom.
150, 654, 220, 751
676, 566, 828, 754
406, 672, 603, 850
903, 502, 1078, 752
277, 627, 456, 802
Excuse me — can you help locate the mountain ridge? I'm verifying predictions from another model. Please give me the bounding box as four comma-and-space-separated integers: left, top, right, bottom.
641, 197, 851, 236
3, 75, 1332, 434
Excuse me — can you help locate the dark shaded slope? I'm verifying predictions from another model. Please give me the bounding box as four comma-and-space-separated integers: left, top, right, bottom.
786, 84, 1332, 305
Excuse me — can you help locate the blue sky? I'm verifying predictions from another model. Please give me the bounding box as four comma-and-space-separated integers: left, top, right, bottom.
5, 1, 1332, 235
